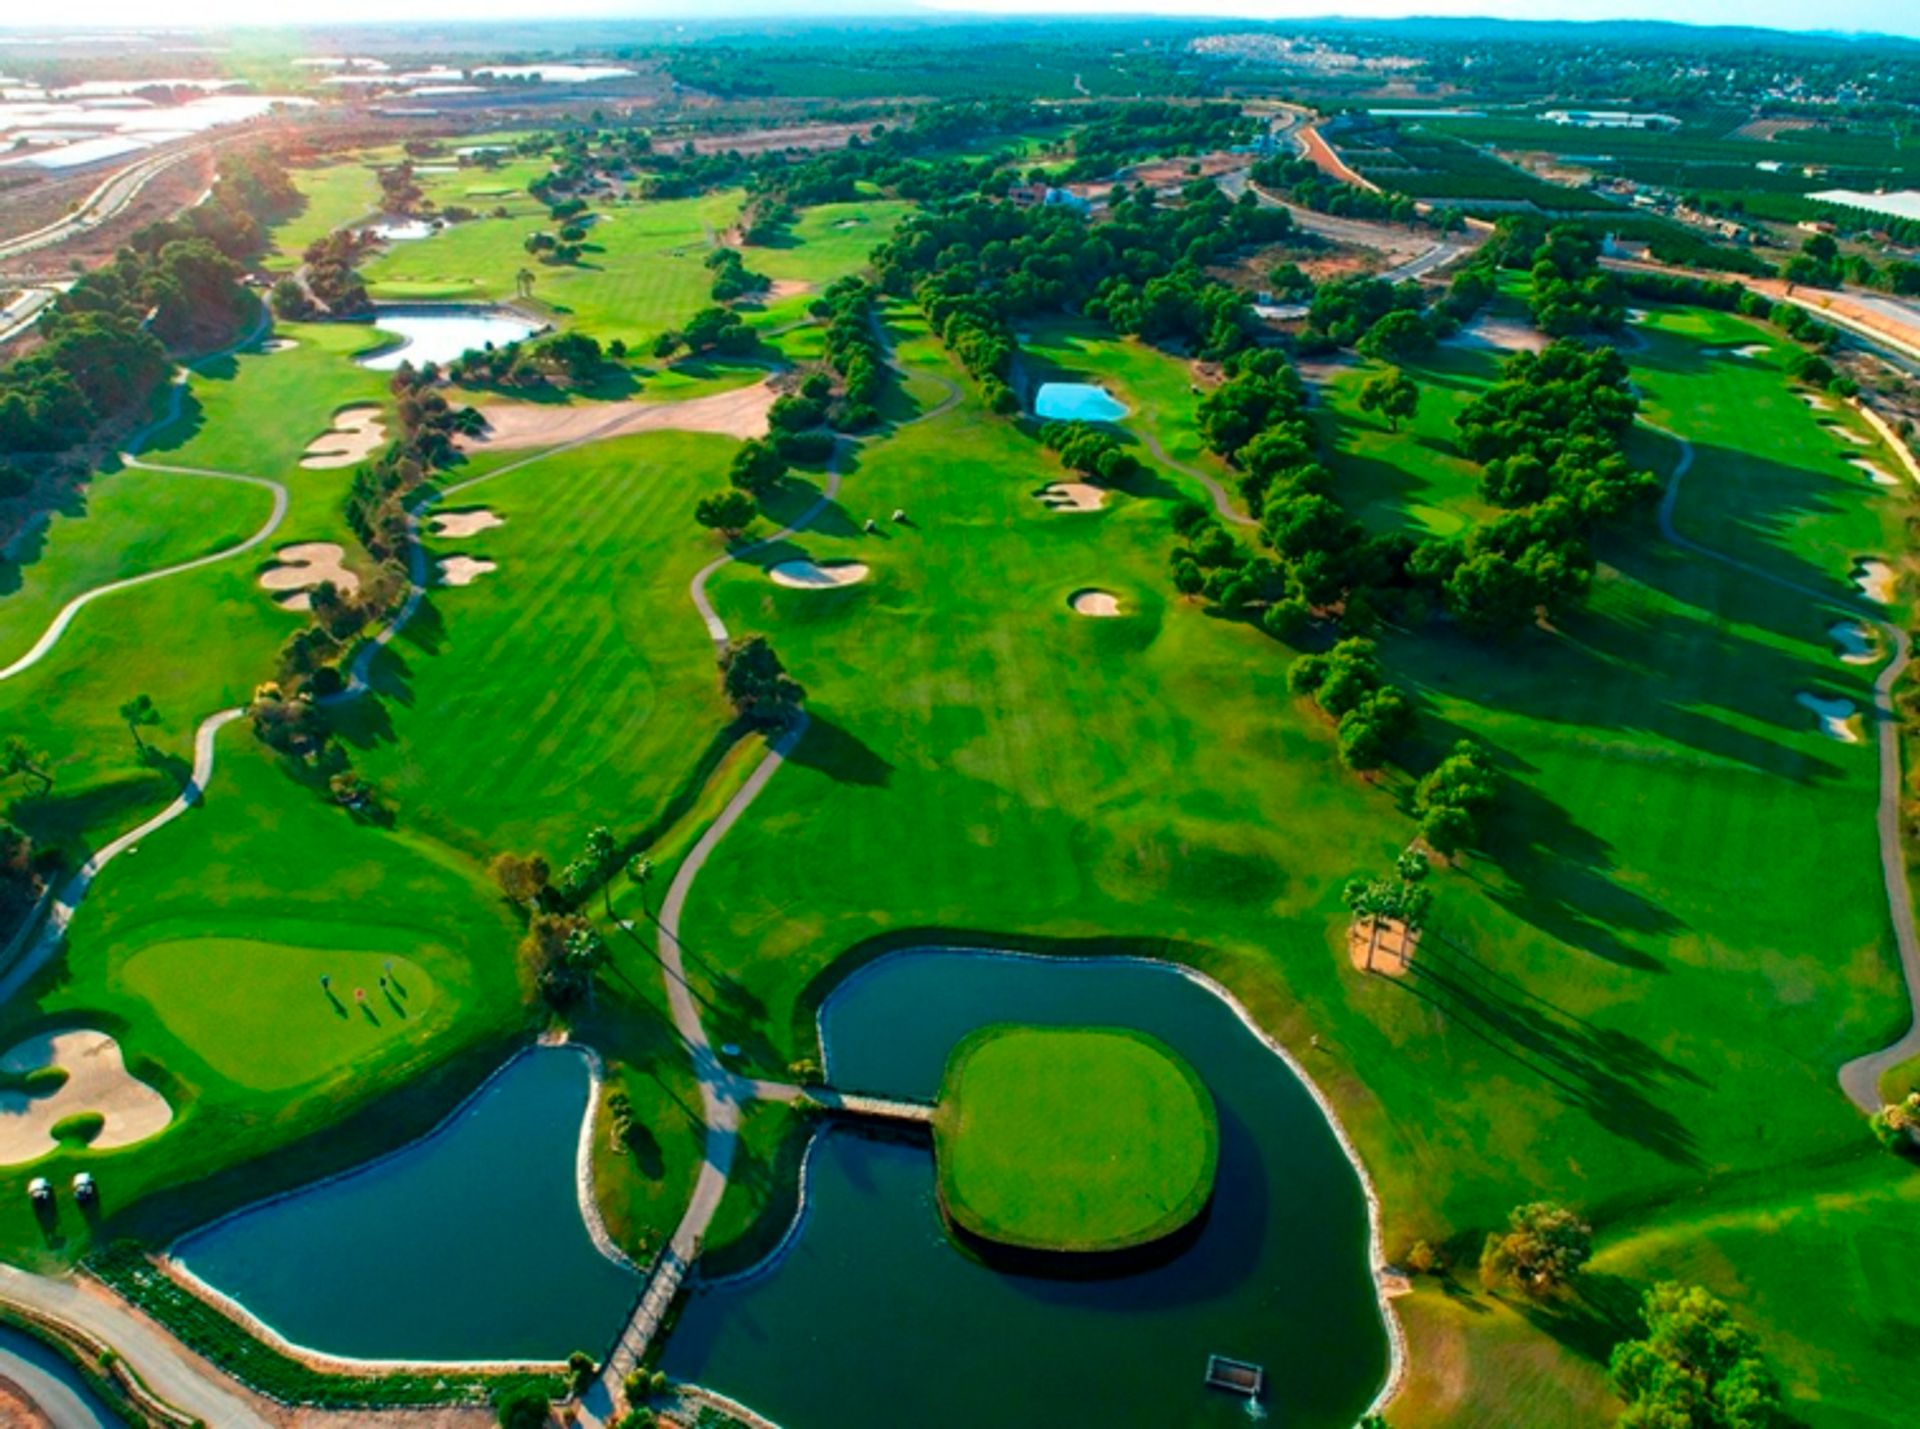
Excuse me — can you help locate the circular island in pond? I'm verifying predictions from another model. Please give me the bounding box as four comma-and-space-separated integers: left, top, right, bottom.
932, 1024, 1218, 1254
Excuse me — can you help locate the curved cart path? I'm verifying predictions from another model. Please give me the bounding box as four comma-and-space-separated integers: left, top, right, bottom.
1650, 423, 1920, 1110
1137, 427, 1256, 528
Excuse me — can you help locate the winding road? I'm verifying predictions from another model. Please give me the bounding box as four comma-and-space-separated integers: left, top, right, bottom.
1650, 423, 1920, 1110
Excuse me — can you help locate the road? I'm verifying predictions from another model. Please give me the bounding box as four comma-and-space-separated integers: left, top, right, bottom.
0, 285, 64, 347
0, 142, 214, 264
1650, 424, 1920, 1112
1219, 167, 1478, 283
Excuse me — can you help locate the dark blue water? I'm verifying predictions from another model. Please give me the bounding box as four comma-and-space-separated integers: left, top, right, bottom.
174, 1046, 637, 1362
663, 951, 1389, 1428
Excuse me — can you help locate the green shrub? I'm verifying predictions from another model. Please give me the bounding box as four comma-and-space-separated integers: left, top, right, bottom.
50, 1111, 105, 1145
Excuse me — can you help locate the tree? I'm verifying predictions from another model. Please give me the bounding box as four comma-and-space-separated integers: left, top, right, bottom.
1610, 1282, 1781, 1429
694, 489, 757, 539
728, 440, 786, 497
491, 1382, 551, 1429
719, 635, 805, 726
1870, 1092, 1920, 1150
580, 825, 619, 918
1358, 309, 1434, 363
1, 736, 52, 796
117, 693, 159, 756
1479, 1202, 1592, 1296
490, 851, 550, 909
1357, 368, 1419, 433
628, 855, 655, 910
1415, 741, 1499, 856
514, 267, 535, 299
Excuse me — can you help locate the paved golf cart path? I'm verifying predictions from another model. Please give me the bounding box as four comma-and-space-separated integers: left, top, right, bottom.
1651, 423, 1920, 1110
1136, 428, 1256, 528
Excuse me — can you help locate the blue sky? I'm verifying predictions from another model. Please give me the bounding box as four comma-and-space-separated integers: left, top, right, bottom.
6, 1, 1916, 38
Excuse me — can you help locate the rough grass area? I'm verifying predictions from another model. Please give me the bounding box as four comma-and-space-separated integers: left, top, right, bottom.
933, 1024, 1218, 1252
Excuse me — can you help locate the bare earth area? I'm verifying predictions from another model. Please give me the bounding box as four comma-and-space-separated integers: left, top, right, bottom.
0, 1373, 51, 1427
0, 1029, 172, 1165
456, 381, 777, 452
300, 406, 386, 470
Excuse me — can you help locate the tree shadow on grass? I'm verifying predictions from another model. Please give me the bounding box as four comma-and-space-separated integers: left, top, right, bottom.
788, 714, 892, 787
1391, 938, 1706, 1168
1508, 1271, 1644, 1368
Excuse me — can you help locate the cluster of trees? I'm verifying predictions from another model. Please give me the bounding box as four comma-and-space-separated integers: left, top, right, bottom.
376, 161, 424, 215
1303, 275, 1428, 351
1037, 421, 1142, 486
1287, 638, 1417, 772
767, 375, 838, 463
1249, 154, 1438, 229
1609, 1283, 1782, 1429
0, 820, 45, 932
1479, 1201, 1592, 1296
1058, 101, 1251, 180
524, 225, 586, 266
446, 332, 617, 390
706, 246, 771, 303
1781, 230, 1845, 289
816, 277, 885, 430
654, 305, 756, 360
1343, 849, 1433, 956
1357, 367, 1420, 431
516, 912, 608, 1011
695, 428, 803, 538
1521, 223, 1625, 336
720, 636, 805, 726
0, 151, 293, 453
1870, 1091, 1920, 1150
1413, 741, 1499, 856
281, 229, 376, 319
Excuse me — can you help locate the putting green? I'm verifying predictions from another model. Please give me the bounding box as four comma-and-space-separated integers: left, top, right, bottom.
122, 939, 439, 1092
932, 1024, 1218, 1253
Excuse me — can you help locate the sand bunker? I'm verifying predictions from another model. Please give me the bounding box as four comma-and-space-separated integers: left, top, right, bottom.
458, 381, 778, 452
263, 338, 298, 353
429, 508, 504, 538
1850, 458, 1901, 487
1036, 482, 1107, 512
1797, 691, 1862, 744
436, 555, 497, 586
1830, 620, 1877, 665
0, 1029, 172, 1165
1069, 588, 1122, 617
1450, 316, 1548, 354
1626, 308, 1650, 324
1705, 344, 1770, 360
1854, 560, 1896, 604
1825, 424, 1871, 446
259, 542, 360, 612
766, 279, 812, 301
1801, 393, 1834, 411
768, 559, 869, 589
300, 406, 386, 470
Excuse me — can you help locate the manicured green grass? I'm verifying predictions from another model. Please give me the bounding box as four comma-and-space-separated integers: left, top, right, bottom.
744, 200, 913, 288
120, 940, 440, 1093
265, 161, 383, 270
360, 191, 744, 351
933, 1024, 1217, 1252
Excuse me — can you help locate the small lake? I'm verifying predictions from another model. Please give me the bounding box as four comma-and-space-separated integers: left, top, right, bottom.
357, 305, 540, 372
0, 1325, 120, 1427
360, 218, 438, 242
663, 950, 1390, 1428
172, 1046, 637, 1363
1034, 381, 1130, 423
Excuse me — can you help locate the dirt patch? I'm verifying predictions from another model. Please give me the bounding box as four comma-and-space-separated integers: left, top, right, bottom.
1069, 588, 1121, 617
1448, 315, 1547, 354
436, 556, 497, 586
1797, 691, 1861, 744
1349, 917, 1420, 976
428, 508, 504, 538
259, 542, 360, 612
0, 1375, 49, 1428
458, 381, 777, 452
1035, 482, 1107, 512
768, 559, 868, 589
0, 1029, 172, 1165
300, 406, 386, 470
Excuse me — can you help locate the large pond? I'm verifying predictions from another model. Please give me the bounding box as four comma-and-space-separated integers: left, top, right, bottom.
357, 305, 540, 372
1033, 381, 1130, 423
663, 950, 1390, 1428
172, 1046, 637, 1363
0, 1325, 120, 1427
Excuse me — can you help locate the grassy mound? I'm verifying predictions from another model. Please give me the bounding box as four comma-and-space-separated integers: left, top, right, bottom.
932, 1024, 1218, 1253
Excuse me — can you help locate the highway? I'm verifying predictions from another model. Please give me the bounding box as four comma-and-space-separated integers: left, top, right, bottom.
0, 141, 214, 264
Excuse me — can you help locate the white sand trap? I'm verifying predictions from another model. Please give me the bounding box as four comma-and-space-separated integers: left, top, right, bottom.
436, 555, 497, 586
300, 405, 386, 470
1851, 458, 1901, 487
260, 542, 360, 612
1706, 344, 1769, 360
1797, 691, 1862, 743
458, 381, 778, 452
768, 559, 869, 589
1854, 560, 1896, 604
1830, 620, 1877, 664
263, 338, 298, 352
1627, 308, 1650, 324
1826, 425, 1871, 446
1449, 316, 1548, 354
1801, 393, 1833, 411
1069, 588, 1122, 617
1036, 482, 1107, 512
765, 279, 812, 300
0, 1030, 172, 1165
429, 508, 504, 538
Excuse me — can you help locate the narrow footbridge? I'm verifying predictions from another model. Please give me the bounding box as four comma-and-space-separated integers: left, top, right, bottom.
748, 1079, 936, 1126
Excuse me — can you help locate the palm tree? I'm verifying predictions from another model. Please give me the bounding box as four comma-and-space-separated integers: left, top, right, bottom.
118, 693, 159, 757
628, 855, 654, 914
585, 826, 618, 918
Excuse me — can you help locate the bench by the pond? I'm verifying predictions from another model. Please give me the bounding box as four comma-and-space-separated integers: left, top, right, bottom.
1205, 1354, 1265, 1397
